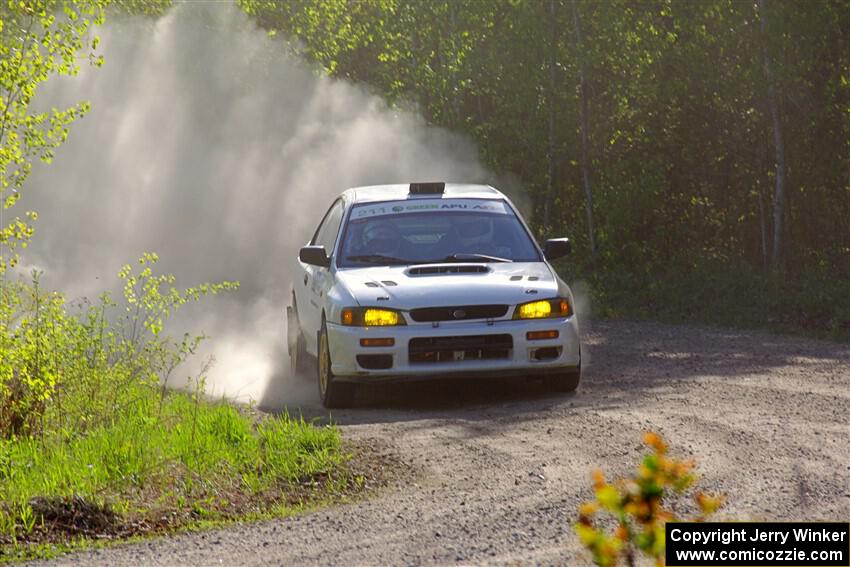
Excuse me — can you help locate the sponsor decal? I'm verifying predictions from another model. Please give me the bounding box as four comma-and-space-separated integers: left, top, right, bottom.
353, 199, 510, 219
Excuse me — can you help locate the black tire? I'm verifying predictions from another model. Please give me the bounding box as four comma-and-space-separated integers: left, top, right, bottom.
288, 298, 313, 378
318, 319, 355, 408
545, 365, 581, 393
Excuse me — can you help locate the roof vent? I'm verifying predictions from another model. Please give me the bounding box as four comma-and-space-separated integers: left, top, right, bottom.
409, 182, 445, 195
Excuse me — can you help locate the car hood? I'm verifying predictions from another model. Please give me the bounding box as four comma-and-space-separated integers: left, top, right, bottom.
335, 262, 559, 309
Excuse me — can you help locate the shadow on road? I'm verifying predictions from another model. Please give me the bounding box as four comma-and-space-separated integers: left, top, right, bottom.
259, 318, 850, 427
263, 374, 577, 426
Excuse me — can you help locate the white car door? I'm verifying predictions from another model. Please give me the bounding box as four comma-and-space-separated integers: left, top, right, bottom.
300, 199, 345, 354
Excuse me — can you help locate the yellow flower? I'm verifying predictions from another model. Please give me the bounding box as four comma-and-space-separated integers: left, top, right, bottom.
592, 469, 606, 489
643, 431, 666, 454
696, 492, 724, 515
615, 524, 629, 541
579, 502, 599, 518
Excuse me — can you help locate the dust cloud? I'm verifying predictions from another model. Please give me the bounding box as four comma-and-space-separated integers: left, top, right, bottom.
17, 2, 492, 408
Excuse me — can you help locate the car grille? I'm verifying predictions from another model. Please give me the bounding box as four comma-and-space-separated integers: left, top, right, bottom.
409, 304, 508, 323
408, 334, 512, 364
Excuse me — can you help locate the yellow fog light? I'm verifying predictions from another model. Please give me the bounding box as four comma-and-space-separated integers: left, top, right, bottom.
517, 300, 552, 319
514, 298, 572, 319
364, 308, 399, 326
342, 307, 405, 326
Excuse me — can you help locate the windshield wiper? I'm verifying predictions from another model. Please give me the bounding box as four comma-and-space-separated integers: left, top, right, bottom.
440, 253, 512, 263
346, 254, 419, 265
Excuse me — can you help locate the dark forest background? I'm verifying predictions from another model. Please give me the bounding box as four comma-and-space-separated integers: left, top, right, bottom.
237, 0, 850, 337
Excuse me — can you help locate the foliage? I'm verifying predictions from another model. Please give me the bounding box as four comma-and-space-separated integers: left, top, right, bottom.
0, 0, 107, 272
0, 252, 237, 437
0, 3, 355, 558
0, 402, 345, 553
576, 432, 723, 567
14, 399, 313, 505
240, 0, 850, 336
109, 0, 171, 17
583, 260, 850, 341
0, 254, 350, 557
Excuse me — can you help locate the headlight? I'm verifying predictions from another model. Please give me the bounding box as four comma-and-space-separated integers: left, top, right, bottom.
514, 298, 571, 319
341, 307, 406, 326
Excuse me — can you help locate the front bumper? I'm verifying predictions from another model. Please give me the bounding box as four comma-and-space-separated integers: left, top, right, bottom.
327, 316, 580, 383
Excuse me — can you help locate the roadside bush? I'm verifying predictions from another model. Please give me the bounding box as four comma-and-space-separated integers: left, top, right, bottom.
576, 432, 723, 566
0, 252, 236, 438
0, 254, 348, 556
587, 261, 850, 340
0, 277, 68, 436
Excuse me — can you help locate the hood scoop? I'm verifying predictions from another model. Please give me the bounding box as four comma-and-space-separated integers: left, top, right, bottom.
364, 280, 398, 288
407, 264, 490, 276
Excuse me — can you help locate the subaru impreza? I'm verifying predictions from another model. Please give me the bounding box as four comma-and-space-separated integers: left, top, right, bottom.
287, 182, 581, 408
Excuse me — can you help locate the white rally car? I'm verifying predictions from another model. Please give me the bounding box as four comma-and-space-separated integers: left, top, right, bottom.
288, 182, 581, 408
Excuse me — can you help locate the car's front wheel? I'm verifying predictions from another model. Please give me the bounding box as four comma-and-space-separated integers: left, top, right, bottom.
318, 319, 355, 408
545, 363, 581, 393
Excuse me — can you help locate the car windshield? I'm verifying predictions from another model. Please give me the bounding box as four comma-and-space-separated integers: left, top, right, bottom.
338, 199, 541, 267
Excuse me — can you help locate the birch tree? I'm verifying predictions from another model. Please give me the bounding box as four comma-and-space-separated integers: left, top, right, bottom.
0, 0, 106, 273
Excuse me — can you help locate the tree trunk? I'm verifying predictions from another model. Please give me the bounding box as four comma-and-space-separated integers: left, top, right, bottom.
759, 0, 787, 270
573, 1, 598, 264
543, 0, 557, 231
759, 188, 769, 271
448, 1, 461, 127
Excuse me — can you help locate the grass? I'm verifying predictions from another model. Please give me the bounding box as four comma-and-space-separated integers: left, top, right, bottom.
8, 497, 335, 564
0, 392, 355, 563
0, 255, 363, 562
1, 398, 344, 515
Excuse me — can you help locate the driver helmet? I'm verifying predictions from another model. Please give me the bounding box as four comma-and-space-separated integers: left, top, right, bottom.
456, 217, 494, 250
362, 221, 402, 256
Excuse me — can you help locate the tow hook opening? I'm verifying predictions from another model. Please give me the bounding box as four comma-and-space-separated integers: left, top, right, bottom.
531, 346, 561, 361
357, 354, 393, 370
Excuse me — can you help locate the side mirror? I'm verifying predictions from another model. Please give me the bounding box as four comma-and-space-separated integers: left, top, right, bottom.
299, 245, 331, 268
543, 238, 571, 261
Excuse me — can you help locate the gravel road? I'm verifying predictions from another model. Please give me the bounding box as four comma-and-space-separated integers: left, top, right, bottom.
36, 320, 850, 566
